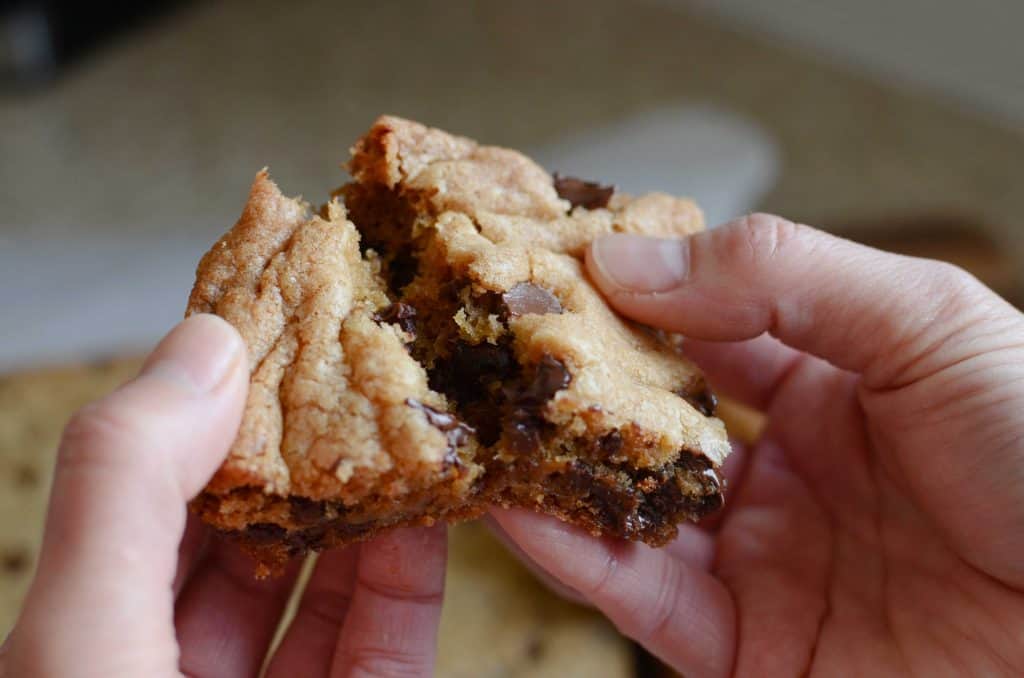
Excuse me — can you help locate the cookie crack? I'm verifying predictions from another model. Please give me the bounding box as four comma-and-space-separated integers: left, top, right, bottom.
466, 214, 497, 246
337, 321, 390, 477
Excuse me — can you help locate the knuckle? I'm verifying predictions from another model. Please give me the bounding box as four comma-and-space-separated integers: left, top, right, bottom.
929, 261, 984, 304
356, 572, 444, 606
916, 260, 998, 326
639, 560, 683, 644
59, 401, 146, 472
344, 650, 428, 677
580, 547, 621, 601
721, 213, 809, 268
300, 589, 352, 628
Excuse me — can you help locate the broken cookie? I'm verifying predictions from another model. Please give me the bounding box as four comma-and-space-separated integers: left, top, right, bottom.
188, 116, 729, 575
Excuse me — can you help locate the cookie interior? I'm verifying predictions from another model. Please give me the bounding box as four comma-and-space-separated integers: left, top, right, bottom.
340, 176, 722, 536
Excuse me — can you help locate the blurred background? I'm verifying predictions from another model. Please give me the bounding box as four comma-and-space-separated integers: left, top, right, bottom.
1, 0, 1022, 675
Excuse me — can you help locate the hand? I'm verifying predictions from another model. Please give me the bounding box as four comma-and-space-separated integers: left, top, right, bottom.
492, 214, 1024, 677
0, 315, 446, 678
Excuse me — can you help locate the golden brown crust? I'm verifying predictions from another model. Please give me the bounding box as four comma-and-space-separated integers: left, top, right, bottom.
187, 172, 481, 503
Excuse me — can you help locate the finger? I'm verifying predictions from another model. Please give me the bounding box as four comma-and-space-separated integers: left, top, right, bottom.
484, 514, 590, 605
492, 509, 735, 678
330, 526, 447, 677
174, 513, 211, 597
713, 439, 833, 677
490, 516, 715, 601
7, 315, 246, 676
175, 539, 301, 677
655, 524, 719, 571
682, 334, 805, 412
587, 214, 1019, 390
265, 547, 358, 678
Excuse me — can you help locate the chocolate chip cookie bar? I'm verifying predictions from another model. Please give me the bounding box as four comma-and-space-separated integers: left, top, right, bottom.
188, 116, 729, 574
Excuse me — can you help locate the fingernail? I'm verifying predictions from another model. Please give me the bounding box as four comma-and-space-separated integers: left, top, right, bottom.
141, 315, 243, 394
589, 234, 690, 293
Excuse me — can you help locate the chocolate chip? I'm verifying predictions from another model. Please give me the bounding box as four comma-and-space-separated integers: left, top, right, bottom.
633, 469, 683, 533
389, 248, 418, 289
246, 523, 288, 545
428, 339, 519, 446
1, 549, 28, 574
676, 452, 724, 508
677, 452, 713, 474
700, 465, 723, 497
526, 637, 545, 661
502, 282, 563, 317
675, 383, 718, 417
290, 497, 326, 525
375, 302, 417, 335
565, 459, 640, 535
406, 399, 474, 452
13, 463, 39, 488
597, 431, 623, 457
437, 341, 517, 399
286, 525, 330, 553
553, 174, 614, 210
504, 355, 572, 454
525, 355, 572, 404
506, 418, 542, 455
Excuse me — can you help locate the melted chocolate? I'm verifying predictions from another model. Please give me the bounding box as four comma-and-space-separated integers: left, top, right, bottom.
536, 357, 571, 396
290, 497, 326, 525
597, 430, 623, 457
674, 378, 718, 417
406, 398, 474, 453
428, 339, 519, 445
505, 356, 572, 454
560, 454, 721, 539
375, 302, 417, 335
388, 248, 418, 290
246, 523, 288, 545
677, 452, 724, 510
683, 389, 718, 417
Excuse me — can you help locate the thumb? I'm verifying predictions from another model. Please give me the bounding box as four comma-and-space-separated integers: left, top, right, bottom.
6, 315, 247, 677
586, 213, 1020, 390
587, 215, 1024, 587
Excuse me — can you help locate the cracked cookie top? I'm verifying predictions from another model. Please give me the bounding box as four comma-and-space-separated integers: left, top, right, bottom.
187, 172, 480, 503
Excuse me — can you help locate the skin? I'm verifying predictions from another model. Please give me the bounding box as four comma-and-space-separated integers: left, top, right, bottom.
493, 214, 1024, 677
3, 213, 1024, 676
0, 315, 447, 678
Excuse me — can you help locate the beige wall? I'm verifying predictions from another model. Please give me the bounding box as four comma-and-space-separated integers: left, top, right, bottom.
676, 0, 1024, 128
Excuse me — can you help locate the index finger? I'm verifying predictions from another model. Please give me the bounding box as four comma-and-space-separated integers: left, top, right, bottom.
490, 508, 735, 678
